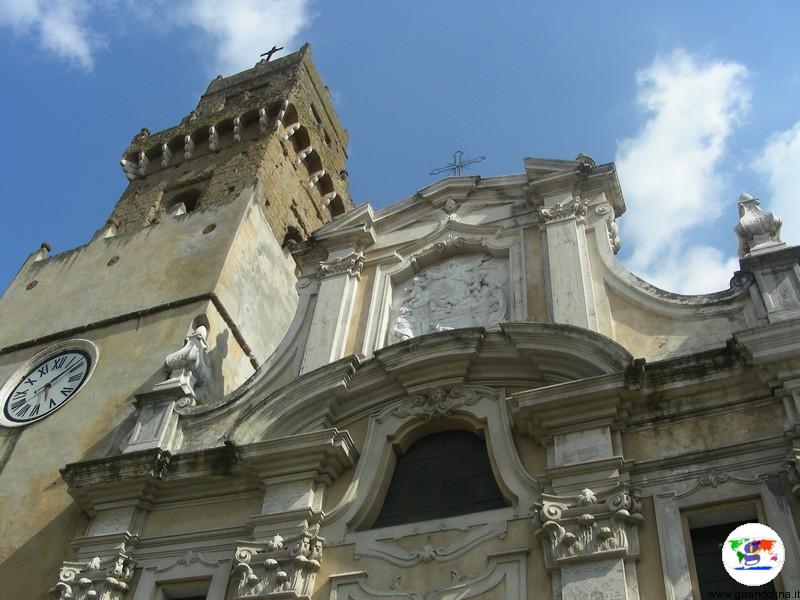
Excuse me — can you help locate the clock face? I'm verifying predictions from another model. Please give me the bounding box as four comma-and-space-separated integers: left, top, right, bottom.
1, 348, 93, 427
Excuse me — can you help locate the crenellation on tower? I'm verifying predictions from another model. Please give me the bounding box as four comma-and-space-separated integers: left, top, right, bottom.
110, 44, 352, 245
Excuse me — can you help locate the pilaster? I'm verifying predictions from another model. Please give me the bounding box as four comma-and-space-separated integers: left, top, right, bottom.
512, 376, 640, 599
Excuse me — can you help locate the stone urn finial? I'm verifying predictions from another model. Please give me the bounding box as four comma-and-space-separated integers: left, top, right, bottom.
734, 193, 785, 257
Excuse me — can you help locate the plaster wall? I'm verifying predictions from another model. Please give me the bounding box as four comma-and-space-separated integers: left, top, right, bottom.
214, 195, 299, 366
0, 195, 246, 349
0, 303, 214, 600
606, 286, 739, 361
624, 402, 784, 463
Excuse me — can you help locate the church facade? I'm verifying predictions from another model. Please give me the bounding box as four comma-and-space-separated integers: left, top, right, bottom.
1, 46, 799, 599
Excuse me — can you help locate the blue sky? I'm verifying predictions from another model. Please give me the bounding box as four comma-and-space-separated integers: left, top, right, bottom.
1, 1, 799, 294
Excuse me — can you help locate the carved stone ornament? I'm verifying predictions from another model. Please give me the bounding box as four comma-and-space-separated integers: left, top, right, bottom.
319, 252, 365, 279
377, 385, 484, 423
120, 158, 140, 181
389, 252, 508, 343
50, 538, 136, 600
787, 448, 800, 497
234, 116, 243, 143
533, 486, 643, 569
735, 193, 785, 257
536, 198, 588, 224
150, 325, 211, 403
161, 142, 172, 167
233, 532, 323, 599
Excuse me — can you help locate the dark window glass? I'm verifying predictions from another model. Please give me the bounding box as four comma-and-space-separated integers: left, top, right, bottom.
690, 521, 777, 598
373, 431, 507, 528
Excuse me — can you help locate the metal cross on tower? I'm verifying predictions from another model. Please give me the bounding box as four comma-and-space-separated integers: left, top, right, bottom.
430, 150, 486, 177
260, 45, 284, 61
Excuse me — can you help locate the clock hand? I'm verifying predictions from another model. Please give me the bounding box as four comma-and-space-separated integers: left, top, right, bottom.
32, 366, 76, 394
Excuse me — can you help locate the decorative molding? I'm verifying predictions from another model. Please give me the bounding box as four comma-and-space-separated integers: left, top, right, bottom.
49, 537, 137, 600
735, 193, 785, 257
233, 532, 323, 599
155, 549, 222, 573
533, 486, 643, 569
329, 549, 528, 599
672, 468, 764, 499
352, 521, 507, 567
605, 217, 620, 254
376, 385, 484, 423
319, 252, 365, 279
536, 199, 588, 224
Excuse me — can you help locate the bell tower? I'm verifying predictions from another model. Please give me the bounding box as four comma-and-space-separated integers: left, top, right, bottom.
113, 43, 351, 241
0, 45, 351, 598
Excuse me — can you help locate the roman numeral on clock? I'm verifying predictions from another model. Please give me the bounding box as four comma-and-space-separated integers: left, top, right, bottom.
49, 398, 57, 408
60, 387, 75, 397
11, 398, 27, 411
12, 390, 27, 400
37, 364, 49, 377
30, 404, 40, 416
53, 356, 66, 369
68, 374, 83, 383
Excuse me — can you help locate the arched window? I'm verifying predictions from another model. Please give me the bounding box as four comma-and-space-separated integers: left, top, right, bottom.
373, 430, 507, 528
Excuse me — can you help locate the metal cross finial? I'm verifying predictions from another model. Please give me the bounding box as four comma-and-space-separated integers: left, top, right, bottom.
430, 150, 486, 177
260, 45, 284, 61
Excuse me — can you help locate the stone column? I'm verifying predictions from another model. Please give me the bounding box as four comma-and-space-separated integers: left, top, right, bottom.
300, 249, 364, 374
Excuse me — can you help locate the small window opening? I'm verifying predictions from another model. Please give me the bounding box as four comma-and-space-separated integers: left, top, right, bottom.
167, 188, 202, 213
283, 226, 303, 247
328, 196, 345, 218
373, 430, 507, 529
310, 103, 322, 124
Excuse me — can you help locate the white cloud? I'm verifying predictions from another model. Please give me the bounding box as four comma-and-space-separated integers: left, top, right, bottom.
755, 121, 800, 245
0, 0, 96, 70
177, 0, 312, 75
615, 50, 749, 294
0, 0, 312, 75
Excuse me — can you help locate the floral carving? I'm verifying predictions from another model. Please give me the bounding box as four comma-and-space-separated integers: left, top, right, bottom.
533, 486, 643, 569
49, 538, 136, 600
378, 386, 484, 423
536, 199, 588, 224
234, 532, 323, 599
319, 252, 364, 279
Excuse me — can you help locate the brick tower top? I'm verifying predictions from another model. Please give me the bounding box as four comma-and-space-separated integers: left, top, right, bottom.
108, 44, 352, 244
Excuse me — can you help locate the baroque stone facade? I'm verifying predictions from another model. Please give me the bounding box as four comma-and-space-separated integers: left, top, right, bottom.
1, 46, 800, 600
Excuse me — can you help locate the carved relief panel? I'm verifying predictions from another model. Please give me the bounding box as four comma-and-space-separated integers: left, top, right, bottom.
388, 253, 510, 343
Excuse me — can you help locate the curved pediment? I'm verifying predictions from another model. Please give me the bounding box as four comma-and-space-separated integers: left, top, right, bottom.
221, 322, 632, 445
